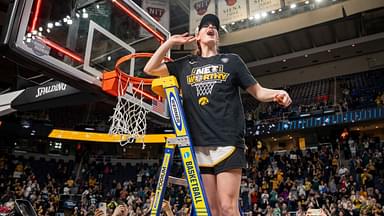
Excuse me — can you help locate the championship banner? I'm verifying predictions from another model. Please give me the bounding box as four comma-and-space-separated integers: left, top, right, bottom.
285, 0, 306, 6
218, 0, 248, 25
189, 0, 216, 33
249, 0, 282, 15
140, 0, 170, 37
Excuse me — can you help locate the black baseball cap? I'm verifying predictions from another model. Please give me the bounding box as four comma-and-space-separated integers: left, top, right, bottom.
198, 14, 220, 31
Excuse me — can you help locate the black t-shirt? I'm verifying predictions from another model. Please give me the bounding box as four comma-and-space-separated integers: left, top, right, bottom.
165, 53, 257, 148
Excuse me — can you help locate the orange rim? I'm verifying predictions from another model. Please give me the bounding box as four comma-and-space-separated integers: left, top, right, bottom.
101, 52, 173, 98
114, 53, 173, 85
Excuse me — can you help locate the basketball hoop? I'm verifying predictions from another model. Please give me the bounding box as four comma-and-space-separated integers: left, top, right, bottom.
102, 53, 172, 146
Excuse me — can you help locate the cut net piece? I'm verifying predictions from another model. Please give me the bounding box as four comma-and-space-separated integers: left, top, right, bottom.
108, 73, 148, 146
195, 82, 215, 96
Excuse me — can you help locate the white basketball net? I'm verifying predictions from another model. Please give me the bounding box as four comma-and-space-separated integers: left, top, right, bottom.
195, 82, 215, 96
108, 74, 148, 147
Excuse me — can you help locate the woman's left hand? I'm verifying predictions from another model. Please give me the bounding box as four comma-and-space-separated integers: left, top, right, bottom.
273, 90, 292, 108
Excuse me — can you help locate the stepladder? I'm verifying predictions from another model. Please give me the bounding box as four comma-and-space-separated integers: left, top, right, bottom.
150, 76, 211, 216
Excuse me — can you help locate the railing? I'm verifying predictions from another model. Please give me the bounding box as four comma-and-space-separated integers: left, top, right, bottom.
89, 154, 158, 165
247, 106, 384, 136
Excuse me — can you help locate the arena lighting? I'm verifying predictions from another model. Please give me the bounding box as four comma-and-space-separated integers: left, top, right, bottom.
290, 4, 297, 9
28, 0, 166, 69
41, 38, 84, 63
221, 25, 228, 33
29, 0, 86, 63
300, 113, 311, 117
21, 120, 31, 128
261, 12, 268, 18
323, 109, 335, 114
305, 1, 310, 4
30, 0, 43, 32
112, 0, 165, 43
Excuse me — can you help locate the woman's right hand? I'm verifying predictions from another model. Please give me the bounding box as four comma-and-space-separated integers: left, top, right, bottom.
169, 33, 196, 46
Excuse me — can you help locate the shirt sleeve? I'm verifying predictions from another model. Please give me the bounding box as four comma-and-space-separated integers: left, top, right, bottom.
233, 54, 257, 90
165, 61, 179, 77
165, 55, 190, 78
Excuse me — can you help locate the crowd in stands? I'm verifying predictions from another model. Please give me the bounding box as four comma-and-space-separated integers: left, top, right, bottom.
1, 70, 383, 215
243, 70, 384, 124
0, 132, 383, 216
242, 135, 384, 215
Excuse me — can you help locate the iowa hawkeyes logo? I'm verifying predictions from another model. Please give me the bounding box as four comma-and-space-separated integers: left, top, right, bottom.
198, 96, 209, 106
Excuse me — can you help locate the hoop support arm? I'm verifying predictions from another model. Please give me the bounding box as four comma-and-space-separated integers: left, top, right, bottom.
151, 76, 179, 98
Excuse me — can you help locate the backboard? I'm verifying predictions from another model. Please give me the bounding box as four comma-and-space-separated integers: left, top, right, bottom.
11, 0, 170, 118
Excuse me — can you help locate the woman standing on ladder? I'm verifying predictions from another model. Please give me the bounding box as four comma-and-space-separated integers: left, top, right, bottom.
144, 14, 292, 216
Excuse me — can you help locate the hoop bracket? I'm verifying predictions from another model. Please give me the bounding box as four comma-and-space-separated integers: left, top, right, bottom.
151, 76, 179, 98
